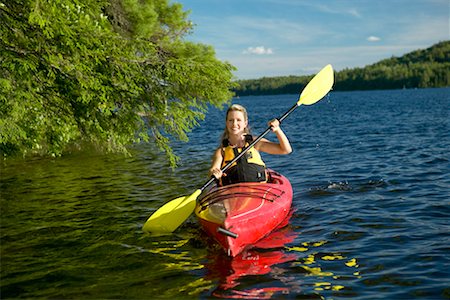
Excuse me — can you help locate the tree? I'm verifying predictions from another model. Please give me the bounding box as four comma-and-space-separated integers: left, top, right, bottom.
0, 0, 236, 166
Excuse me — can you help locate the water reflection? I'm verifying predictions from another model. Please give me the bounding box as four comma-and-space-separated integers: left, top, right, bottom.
200, 224, 362, 299
205, 227, 298, 299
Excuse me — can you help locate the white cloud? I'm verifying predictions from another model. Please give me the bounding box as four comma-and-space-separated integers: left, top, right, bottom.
243, 46, 274, 55
367, 36, 381, 42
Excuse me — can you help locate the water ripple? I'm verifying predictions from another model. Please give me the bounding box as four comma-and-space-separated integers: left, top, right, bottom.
1, 88, 449, 299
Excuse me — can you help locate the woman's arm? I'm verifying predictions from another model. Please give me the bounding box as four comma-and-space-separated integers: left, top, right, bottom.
256, 119, 292, 155
209, 147, 224, 179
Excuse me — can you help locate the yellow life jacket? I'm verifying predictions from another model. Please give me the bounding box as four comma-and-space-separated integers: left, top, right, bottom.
221, 135, 266, 185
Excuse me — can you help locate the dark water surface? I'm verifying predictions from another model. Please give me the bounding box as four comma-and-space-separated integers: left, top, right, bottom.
1, 88, 449, 299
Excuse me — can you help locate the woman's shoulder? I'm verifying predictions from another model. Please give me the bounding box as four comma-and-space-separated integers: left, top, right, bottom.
213, 146, 224, 156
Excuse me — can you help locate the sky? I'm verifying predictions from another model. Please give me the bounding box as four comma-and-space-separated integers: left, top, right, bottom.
174, 0, 449, 79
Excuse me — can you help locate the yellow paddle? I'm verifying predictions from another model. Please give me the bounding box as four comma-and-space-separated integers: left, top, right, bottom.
143, 64, 334, 234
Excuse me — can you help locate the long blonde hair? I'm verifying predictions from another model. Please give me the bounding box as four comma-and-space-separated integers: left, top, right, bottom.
220, 104, 251, 143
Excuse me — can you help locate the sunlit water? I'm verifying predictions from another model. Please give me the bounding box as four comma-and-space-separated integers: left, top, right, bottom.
1, 88, 449, 299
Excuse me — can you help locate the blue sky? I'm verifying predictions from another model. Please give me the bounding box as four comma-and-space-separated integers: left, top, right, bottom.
175, 0, 449, 79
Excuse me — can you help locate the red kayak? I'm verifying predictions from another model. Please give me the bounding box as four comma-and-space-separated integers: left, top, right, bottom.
195, 169, 293, 257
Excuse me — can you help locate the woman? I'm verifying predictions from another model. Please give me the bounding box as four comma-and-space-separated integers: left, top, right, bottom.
209, 104, 292, 185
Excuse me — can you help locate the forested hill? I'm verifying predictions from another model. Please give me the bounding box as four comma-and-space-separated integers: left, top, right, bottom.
233, 41, 450, 96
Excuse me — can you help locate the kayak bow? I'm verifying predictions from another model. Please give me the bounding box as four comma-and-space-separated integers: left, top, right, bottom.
195, 169, 293, 256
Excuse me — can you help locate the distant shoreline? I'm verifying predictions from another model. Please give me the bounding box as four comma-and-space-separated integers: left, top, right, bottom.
233, 86, 450, 98
233, 41, 450, 96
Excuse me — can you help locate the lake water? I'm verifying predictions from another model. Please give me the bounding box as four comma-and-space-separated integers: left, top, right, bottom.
1, 88, 449, 299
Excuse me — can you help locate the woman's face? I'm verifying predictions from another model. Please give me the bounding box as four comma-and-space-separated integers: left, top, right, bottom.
226, 110, 247, 135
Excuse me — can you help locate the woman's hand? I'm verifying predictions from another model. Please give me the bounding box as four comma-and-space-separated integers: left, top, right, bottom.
209, 167, 223, 180
268, 119, 281, 132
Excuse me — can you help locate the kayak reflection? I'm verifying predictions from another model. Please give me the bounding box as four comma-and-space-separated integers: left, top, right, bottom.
205, 226, 299, 299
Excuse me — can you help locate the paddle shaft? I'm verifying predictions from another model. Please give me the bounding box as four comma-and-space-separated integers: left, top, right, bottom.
200, 102, 299, 191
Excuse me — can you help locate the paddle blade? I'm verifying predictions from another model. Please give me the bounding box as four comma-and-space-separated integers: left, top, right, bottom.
142, 189, 202, 234
298, 64, 334, 106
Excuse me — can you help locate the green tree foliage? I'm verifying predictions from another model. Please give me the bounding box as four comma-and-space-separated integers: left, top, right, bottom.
0, 0, 236, 166
234, 41, 450, 96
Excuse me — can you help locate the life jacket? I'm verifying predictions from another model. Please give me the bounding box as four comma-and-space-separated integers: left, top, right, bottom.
221, 134, 267, 186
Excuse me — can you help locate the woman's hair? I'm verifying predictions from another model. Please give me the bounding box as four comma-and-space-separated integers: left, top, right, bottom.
220, 104, 251, 143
